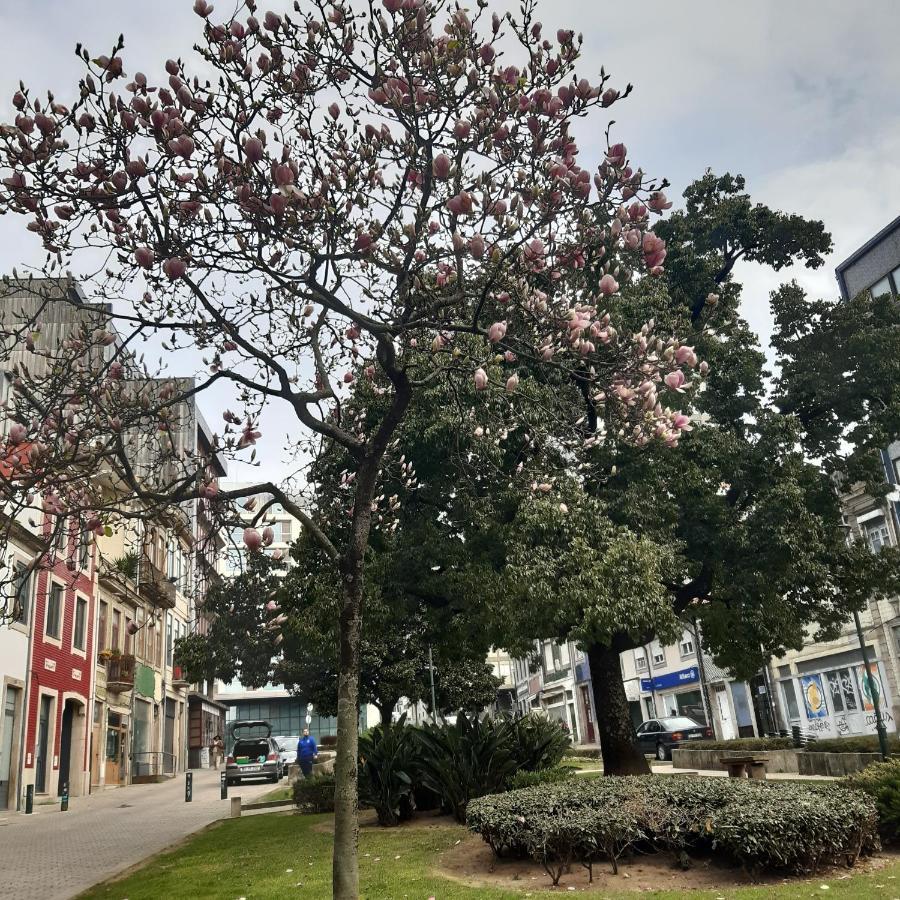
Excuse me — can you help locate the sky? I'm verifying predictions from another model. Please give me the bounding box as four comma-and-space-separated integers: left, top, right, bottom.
0, 0, 897, 481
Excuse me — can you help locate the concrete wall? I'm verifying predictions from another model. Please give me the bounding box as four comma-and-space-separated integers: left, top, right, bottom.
672, 747, 882, 776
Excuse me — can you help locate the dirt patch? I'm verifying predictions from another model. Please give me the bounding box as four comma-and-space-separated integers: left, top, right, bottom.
438, 833, 897, 894
311, 808, 454, 834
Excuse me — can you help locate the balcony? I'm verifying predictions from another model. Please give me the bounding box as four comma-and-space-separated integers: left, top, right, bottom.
106, 654, 136, 693
171, 665, 191, 689
138, 554, 176, 609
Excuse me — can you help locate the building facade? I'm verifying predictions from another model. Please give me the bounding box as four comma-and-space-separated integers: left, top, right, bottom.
835, 214, 900, 301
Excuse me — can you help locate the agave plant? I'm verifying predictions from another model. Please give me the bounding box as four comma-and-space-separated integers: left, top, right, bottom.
414, 714, 518, 823
358, 716, 417, 827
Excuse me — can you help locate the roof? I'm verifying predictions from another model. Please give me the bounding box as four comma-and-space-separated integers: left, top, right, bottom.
834, 214, 900, 298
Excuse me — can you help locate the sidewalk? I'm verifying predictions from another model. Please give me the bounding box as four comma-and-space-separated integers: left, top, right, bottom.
573, 760, 836, 780
0, 769, 276, 900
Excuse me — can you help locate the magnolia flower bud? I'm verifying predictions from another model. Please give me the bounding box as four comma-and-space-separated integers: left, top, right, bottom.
262, 526, 274, 546
488, 321, 507, 343
505, 373, 519, 392
243, 528, 262, 551
474, 368, 488, 390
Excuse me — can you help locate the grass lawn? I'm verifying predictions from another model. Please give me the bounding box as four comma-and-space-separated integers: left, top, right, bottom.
561, 756, 603, 770
78, 810, 900, 900
255, 783, 294, 803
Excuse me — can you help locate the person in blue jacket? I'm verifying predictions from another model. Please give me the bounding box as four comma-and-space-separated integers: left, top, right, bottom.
297, 728, 318, 778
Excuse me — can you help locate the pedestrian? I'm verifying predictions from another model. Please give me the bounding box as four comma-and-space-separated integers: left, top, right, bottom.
210, 734, 224, 769
297, 728, 318, 778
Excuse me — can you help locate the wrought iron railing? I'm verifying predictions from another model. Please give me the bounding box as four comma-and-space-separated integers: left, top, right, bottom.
106, 654, 136, 692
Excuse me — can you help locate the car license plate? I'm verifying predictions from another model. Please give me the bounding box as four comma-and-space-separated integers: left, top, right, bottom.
687, 733, 702, 739
241, 765, 260, 772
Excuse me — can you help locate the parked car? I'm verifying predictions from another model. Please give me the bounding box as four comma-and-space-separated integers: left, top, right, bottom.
635, 716, 713, 761
275, 735, 300, 767
225, 720, 284, 785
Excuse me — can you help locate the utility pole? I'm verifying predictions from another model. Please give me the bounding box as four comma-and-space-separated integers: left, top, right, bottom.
853, 610, 890, 761
692, 618, 714, 731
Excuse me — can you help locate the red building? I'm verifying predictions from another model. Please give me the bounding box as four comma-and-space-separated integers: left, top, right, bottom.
22, 518, 96, 799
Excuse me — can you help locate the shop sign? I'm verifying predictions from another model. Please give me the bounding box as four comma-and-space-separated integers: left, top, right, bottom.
640, 666, 699, 693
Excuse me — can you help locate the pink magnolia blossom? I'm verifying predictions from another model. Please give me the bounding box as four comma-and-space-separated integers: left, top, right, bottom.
193, 1, 213, 17
647, 190, 672, 212
162, 258, 186, 280
664, 369, 685, 391
606, 143, 627, 167
474, 368, 488, 390
675, 345, 698, 367
506, 373, 519, 392
262, 526, 274, 546
8, 422, 27, 444
244, 137, 264, 163
243, 527, 262, 551
598, 273, 619, 295
488, 321, 507, 343
432, 153, 452, 180
135, 246, 154, 269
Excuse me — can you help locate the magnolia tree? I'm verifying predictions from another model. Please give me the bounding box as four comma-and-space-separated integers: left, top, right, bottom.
0, 1, 704, 894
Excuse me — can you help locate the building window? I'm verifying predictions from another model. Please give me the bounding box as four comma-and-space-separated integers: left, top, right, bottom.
54, 518, 67, 553
46, 583, 63, 639
634, 649, 648, 672
824, 668, 859, 713
166, 613, 174, 666
651, 641, 665, 667
112, 608, 121, 651
78, 530, 90, 571
680, 632, 695, 657
97, 601, 108, 658
13, 562, 31, 625
551, 643, 563, 671
866, 519, 891, 553
73, 597, 87, 651
871, 276, 892, 298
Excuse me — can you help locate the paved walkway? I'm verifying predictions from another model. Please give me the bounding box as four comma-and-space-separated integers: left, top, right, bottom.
0, 769, 278, 900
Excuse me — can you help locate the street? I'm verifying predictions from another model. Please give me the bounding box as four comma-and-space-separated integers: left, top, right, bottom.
0, 770, 277, 900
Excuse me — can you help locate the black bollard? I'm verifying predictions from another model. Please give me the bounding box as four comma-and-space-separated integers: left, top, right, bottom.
185, 770, 193, 802
220, 771, 227, 800
25, 784, 33, 814
60, 782, 69, 812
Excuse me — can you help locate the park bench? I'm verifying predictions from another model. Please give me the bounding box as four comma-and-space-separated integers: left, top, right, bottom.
719, 755, 768, 780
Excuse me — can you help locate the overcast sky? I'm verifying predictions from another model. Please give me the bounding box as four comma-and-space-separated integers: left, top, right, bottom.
0, 1, 897, 480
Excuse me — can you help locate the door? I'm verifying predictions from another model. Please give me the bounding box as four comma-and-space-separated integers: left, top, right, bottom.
104, 712, 126, 785
164, 699, 176, 774
0, 688, 19, 809
715, 686, 736, 740
91, 703, 103, 787
636, 721, 658, 754
35, 695, 52, 793
58, 701, 74, 796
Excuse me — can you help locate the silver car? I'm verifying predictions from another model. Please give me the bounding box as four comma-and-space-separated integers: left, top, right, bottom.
275, 735, 300, 767
225, 720, 284, 785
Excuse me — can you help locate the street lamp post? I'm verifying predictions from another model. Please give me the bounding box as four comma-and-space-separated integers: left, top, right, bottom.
852, 610, 890, 761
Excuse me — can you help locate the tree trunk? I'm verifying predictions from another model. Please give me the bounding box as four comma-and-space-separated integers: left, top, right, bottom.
587, 642, 650, 776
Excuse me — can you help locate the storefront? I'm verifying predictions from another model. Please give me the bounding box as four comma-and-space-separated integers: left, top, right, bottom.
776, 649, 896, 739
640, 666, 707, 725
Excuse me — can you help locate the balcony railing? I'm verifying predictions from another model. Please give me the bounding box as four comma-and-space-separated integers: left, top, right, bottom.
106, 654, 136, 692
543, 666, 571, 684
138, 554, 176, 609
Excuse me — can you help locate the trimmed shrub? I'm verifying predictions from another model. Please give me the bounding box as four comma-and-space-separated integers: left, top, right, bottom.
842, 758, 900, 843
467, 776, 878, 878
319, 734, 337, 748
292, 773, 335, 813
506, 765, 576, 791
508, 714, 571, 771
687, 737, 794, 751
811, 735, 900, 754
415, 714, 518, 822
359, 719, 417, 827
564, 747, 603, 759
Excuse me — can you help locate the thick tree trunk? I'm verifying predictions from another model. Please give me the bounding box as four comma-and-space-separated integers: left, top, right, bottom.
332, 464, 377, 900
587, 642, 651, 776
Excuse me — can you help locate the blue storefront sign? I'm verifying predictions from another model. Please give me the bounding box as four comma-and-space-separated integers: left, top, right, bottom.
640, 666, 700, 693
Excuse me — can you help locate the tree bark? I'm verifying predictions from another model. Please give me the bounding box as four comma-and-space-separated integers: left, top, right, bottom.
587, 642, 651, 776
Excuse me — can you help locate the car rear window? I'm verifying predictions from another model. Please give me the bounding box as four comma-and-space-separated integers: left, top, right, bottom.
232, 740, 270, 762
660, 717, 701, 730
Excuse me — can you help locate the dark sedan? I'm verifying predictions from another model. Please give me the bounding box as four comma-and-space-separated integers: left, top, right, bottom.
635, 716, 712, 761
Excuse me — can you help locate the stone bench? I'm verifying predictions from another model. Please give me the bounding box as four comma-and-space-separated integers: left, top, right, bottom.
719, 755, 767, 780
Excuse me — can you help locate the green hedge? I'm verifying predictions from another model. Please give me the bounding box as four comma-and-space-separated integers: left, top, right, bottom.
467, 776, 878, 883
842, 758, 900, 843
506, 766, 577, 791
563, 747, 603, 759
810, 736, 900, 754
292, 774, 335, 813
686, 737, 794, 751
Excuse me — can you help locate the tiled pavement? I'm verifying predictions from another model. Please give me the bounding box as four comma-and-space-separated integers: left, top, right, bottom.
0, 769, 278, 900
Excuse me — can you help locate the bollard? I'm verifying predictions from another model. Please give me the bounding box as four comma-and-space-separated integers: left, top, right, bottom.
60, 782, 69, 812
220, 771, 228, 800
230, 796, 241, 818
25, 784, 33, 814
185, 770, 193, 802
